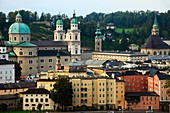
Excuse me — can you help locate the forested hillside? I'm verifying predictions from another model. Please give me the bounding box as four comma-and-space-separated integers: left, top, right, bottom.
0, 10, 170, 50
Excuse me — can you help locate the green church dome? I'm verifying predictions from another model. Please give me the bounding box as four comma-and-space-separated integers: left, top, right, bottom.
71, 12, 78, 24
71, 18, 78, 24
8, 12, 31, 34
56, 19, 63, 25
8, 22, 31, 34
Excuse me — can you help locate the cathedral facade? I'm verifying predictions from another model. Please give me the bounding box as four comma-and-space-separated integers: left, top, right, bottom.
1, 12, 81, 76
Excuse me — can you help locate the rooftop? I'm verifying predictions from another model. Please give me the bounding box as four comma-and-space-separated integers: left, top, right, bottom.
21, 88, 50, 94
38, 50, 70, 56
125, 92, 159, 96
141, 35, 170, 49
0, 60, 14, 65
31, 41, 67, 47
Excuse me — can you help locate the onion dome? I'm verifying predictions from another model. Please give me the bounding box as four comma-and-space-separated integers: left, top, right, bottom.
71, 12, 78, 24
56, 14, 63, 25
95, 22, 102, 38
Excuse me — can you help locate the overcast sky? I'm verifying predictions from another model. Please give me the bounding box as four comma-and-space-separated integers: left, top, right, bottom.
0, 0, 170, 17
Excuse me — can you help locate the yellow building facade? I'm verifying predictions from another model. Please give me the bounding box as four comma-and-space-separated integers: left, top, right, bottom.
70, 77, 117, 110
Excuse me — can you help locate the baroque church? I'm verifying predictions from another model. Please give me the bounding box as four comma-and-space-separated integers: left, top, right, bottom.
0, 12, 81, 76
141, 16, 170, 56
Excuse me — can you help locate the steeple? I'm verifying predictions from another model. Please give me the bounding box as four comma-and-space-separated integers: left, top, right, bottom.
15, 12, 22, 22
70, 10, 78, 30
95, 22, 102, 38
151, 15, 159, 35
56, 13, 63, 31
95, 22, 102, 52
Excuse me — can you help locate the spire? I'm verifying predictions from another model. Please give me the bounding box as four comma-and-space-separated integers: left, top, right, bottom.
153, 15, 158, 26
95, 22, 102, 37
151, 15, 159, 35
73, 10, 76, 18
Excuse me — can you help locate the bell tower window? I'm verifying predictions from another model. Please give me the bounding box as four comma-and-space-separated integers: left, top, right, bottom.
75, 35, 77, 40
60, 35, 63, 40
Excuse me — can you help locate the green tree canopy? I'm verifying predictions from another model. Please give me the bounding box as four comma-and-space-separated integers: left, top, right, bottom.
51, 77, 73, 111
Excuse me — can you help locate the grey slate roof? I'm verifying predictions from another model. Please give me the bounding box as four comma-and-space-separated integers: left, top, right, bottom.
0, 60, 14, 65
0, 81, 36, 90
38, 50, 70, 56
141, 35, 170, 49
31, 41, 67, 47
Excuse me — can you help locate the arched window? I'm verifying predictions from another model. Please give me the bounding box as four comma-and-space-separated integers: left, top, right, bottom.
56, 36, 57, 40
70, 35, 71, 40
159, 51, 162, 55
98, 43, 100, 46
164, 51, 166, 55
21, 37, 24, 41
29, 52, 32, 55
153, 51, 156, 55
75, 50, 78, 54
14, 37, 16, 41
75, 35, 77, 40
147, 51, 150, 55
19, 51, 23, 55
60, 35, 62, 40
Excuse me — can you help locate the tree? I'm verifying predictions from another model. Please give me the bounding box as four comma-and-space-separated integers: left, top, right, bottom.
164, 79, 170, 95
37, 103, 42, 111
13, 62, 22, 80
40, 12, 45, 21
51, 77, 73, 111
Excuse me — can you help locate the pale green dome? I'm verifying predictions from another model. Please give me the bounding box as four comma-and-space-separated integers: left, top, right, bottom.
8, 12, 31, 34
8, 22, 31, 34
71, 18, 78, 24
56, 19, 63, 25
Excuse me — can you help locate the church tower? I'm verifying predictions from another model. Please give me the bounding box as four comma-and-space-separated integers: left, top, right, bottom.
0, 32, 8, 60
95, 22, 102, 52
54, 14, 65, 41
66, 11, 81, 62
151, 15, 159, 35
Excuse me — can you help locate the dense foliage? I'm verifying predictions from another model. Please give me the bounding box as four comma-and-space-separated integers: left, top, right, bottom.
51, 78, 73, 110
0, 10, 170, 50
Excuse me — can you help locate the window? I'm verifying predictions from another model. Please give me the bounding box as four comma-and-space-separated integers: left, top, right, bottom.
32, 104, 36, 106
45, 98, 48, 102
41, 66, 44, 69
49, 59, 52, 62
14, 37, 16, 40
29, 52, 32, 55
29, 60, 33, 64
45, 104, 49, 106
75, 35, 78, 40
49, 65, 52, 69
40, 59, 44, 62
25, 104, 29, 106
30, 98, 33, 102
60, 35, 63, 40
40, 98, 43, 102
19, 51, 23, 55
36, 98, 38, 102
29, 67, 32, 70
65, 58, 68, 62
25, 99, 28, 102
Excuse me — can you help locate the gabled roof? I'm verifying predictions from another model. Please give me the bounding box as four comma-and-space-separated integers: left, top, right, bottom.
31, 41, 67, 47
16, 41, 36, 47
141, 35, 170, 49
21, 88, 50, 94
